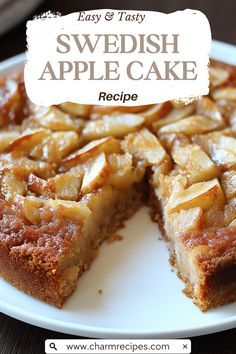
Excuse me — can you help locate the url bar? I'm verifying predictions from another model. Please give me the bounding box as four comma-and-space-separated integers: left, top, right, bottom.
45, 339, 191, 354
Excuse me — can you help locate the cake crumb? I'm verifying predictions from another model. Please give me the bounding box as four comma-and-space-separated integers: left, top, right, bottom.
98, 289, 103, 294
106, 233, 123, 244
150, 211, 160, 223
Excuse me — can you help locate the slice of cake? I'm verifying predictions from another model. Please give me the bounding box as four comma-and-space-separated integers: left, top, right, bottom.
0, 112, 145, 307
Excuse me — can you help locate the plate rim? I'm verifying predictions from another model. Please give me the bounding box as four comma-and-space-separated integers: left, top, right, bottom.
0, 295, 236, 338
0, 40, 236, 339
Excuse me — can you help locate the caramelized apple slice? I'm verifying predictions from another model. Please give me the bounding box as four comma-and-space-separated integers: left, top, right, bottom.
154, 174, 188, 202
153, 104, 195, 130
23, 196, 43, 224
23, 196, 91, 224
107, 153, 144, 188
196, 97, 224, 123
165, 207, 204, 235
172, 144, 220, 185
194, 132, 236, 170
166, 178, 225, 214
30, 131, 81, 163
27, 173, 53, 196
81, 152, 109, 195
0, 153, 55, 179
229, 219, 236, 226
0, 131, 20, 153
159, 133, 190, 152
0, 77, 27, 126
221, 171, 236, 199
209, 66, 230, 88
121, 128, 169, 166
8, 129, 50, 153
158, 115, 224, 136
212, 88, 236, 102
224, 198, 236, 226
34, 106, 84, 131
62, 136, 121, 168
59, 102, 91, 118
49, 173, 82, 200
211, 135, 236, 170
140, 102, 172, 125
82, 114, 144, 140
90, 105, 151, 119
1, 171, 26, 200
46, 199, 91, 219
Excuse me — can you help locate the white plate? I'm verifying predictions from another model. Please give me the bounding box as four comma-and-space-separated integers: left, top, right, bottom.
0, 40, 236, 339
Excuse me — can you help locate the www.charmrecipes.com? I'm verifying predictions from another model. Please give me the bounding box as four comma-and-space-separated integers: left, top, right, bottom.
45, 339, 191, 353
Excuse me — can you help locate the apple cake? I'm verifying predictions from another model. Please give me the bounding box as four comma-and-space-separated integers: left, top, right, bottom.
0, 60, 235, 311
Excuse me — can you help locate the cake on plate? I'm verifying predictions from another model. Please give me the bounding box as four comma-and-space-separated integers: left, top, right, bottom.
0, 60, 235, 311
